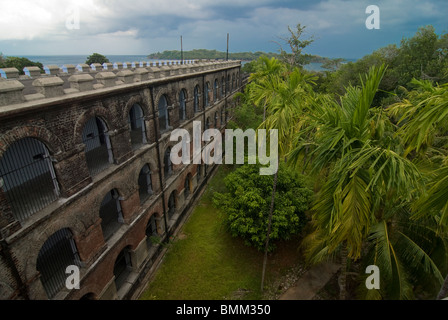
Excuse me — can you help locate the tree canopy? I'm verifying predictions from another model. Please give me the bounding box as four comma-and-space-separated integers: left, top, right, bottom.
85, 53, 110, 65
0, 56, 43, 75
213, 163, 312, 252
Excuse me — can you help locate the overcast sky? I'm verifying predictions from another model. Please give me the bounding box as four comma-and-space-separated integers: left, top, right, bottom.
0, 0, 447, 59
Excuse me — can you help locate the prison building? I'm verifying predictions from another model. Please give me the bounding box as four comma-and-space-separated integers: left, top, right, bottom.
0, 59, 244, 300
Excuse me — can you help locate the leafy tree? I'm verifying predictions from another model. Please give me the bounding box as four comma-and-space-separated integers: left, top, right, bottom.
0, 56, 43, 75
85, 53, 110, 65
321, 58, 346, 71
213, 163, 312, 252
274, 23, 314, 69
324, 25, 448, 104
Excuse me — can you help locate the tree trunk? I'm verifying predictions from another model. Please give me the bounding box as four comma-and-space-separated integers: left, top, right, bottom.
261, 171, 278, 292
437, 273, 448, 300
338, 243, 348, 300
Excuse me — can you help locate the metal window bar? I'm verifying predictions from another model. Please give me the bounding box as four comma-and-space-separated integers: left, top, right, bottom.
0, 138, 60, 222
113, 248, 132, 290
213, 80, 218, 102
145, 215, 157, 248
197, 165, 201, 182
129, 105, 147, 150
99, 190, 123, 241
179, 91, 187, 121
204, 83, 209, 107
184, 177, 190, 199
158, 97, 169, 132
194, 87, 200, 113
138, 165, 153, 204
167, 192, 176, 219
164, 149, 172, 179
83, 118, 113, 176
36, 228, 80, 299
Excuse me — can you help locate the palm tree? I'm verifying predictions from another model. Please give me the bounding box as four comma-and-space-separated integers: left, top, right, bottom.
244, 57, 316, 291
289, 64, 436, 299
389, 79, 448, 298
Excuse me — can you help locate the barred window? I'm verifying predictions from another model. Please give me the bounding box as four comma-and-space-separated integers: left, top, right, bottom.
0, 138, 59, 221
82, 117, 113, 176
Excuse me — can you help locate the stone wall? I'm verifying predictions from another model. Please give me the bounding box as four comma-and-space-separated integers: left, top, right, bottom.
0, 60, 242, 300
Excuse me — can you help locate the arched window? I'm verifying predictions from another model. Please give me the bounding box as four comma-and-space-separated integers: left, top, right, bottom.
227, 75, 230, 94
99, 189, 123, 240
214, 112, 218, 128
179, 89, 187, 121
205, 117, 210, 130
82, 117, 113, 176
196, 164, 202, 183
128, 104, 147, 149
138, 164, 153, 204
113, 246, 132, 291
164, 147, 173, 179
220, 108, 224, 126
167, 191, 176, 219
204, 82, 210, 107
184, 174, 192, 200
232, 74, 235, 91
158, 95, 170, 133
0, 138, 59, 221
213, 79, 218, 102
194, 85, 200, 113
145, 214, 158, 248
36, 228, 80, 299
221, 77, 225, 96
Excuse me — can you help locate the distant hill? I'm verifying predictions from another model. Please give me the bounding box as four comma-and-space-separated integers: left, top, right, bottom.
147, 49, 279, 61
147, 49, 334, 65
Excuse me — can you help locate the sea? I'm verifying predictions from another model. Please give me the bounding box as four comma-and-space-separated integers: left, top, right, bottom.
20, 55, 356, 72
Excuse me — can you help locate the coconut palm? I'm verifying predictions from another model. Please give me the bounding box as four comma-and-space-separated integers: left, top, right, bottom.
288, 64, 442, 299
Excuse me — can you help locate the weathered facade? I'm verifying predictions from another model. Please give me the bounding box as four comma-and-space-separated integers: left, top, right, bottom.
0, 59, 243, 300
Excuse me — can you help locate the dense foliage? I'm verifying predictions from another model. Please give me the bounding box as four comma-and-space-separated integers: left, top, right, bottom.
230, 23, 448, 299
85, 53, 110, 65
316, 26, 448, 105
213, 163, 312, 252
0, 55, 43, 75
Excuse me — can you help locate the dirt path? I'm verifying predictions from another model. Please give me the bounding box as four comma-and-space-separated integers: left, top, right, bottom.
279, 261, 340, 300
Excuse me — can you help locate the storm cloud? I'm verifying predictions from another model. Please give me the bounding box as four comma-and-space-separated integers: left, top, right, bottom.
0, 0, 446, 58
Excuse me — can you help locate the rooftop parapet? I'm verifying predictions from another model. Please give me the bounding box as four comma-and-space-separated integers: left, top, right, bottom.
102, 63, 113, 70
90, 63, 103, 72
0, 79, 25, 105
95, 72, 116, 88
44, 65, 60, 75
32, 76, 65, 98
61, 65, 76, 74
0, 59, 241, 107
23, 66, 42, 77
0, 68, 20, 79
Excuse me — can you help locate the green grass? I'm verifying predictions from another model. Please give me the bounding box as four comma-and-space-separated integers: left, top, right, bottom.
139, 165, 302, 300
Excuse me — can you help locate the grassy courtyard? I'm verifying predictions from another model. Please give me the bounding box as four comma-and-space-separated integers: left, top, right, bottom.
139, 165, 303, 300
